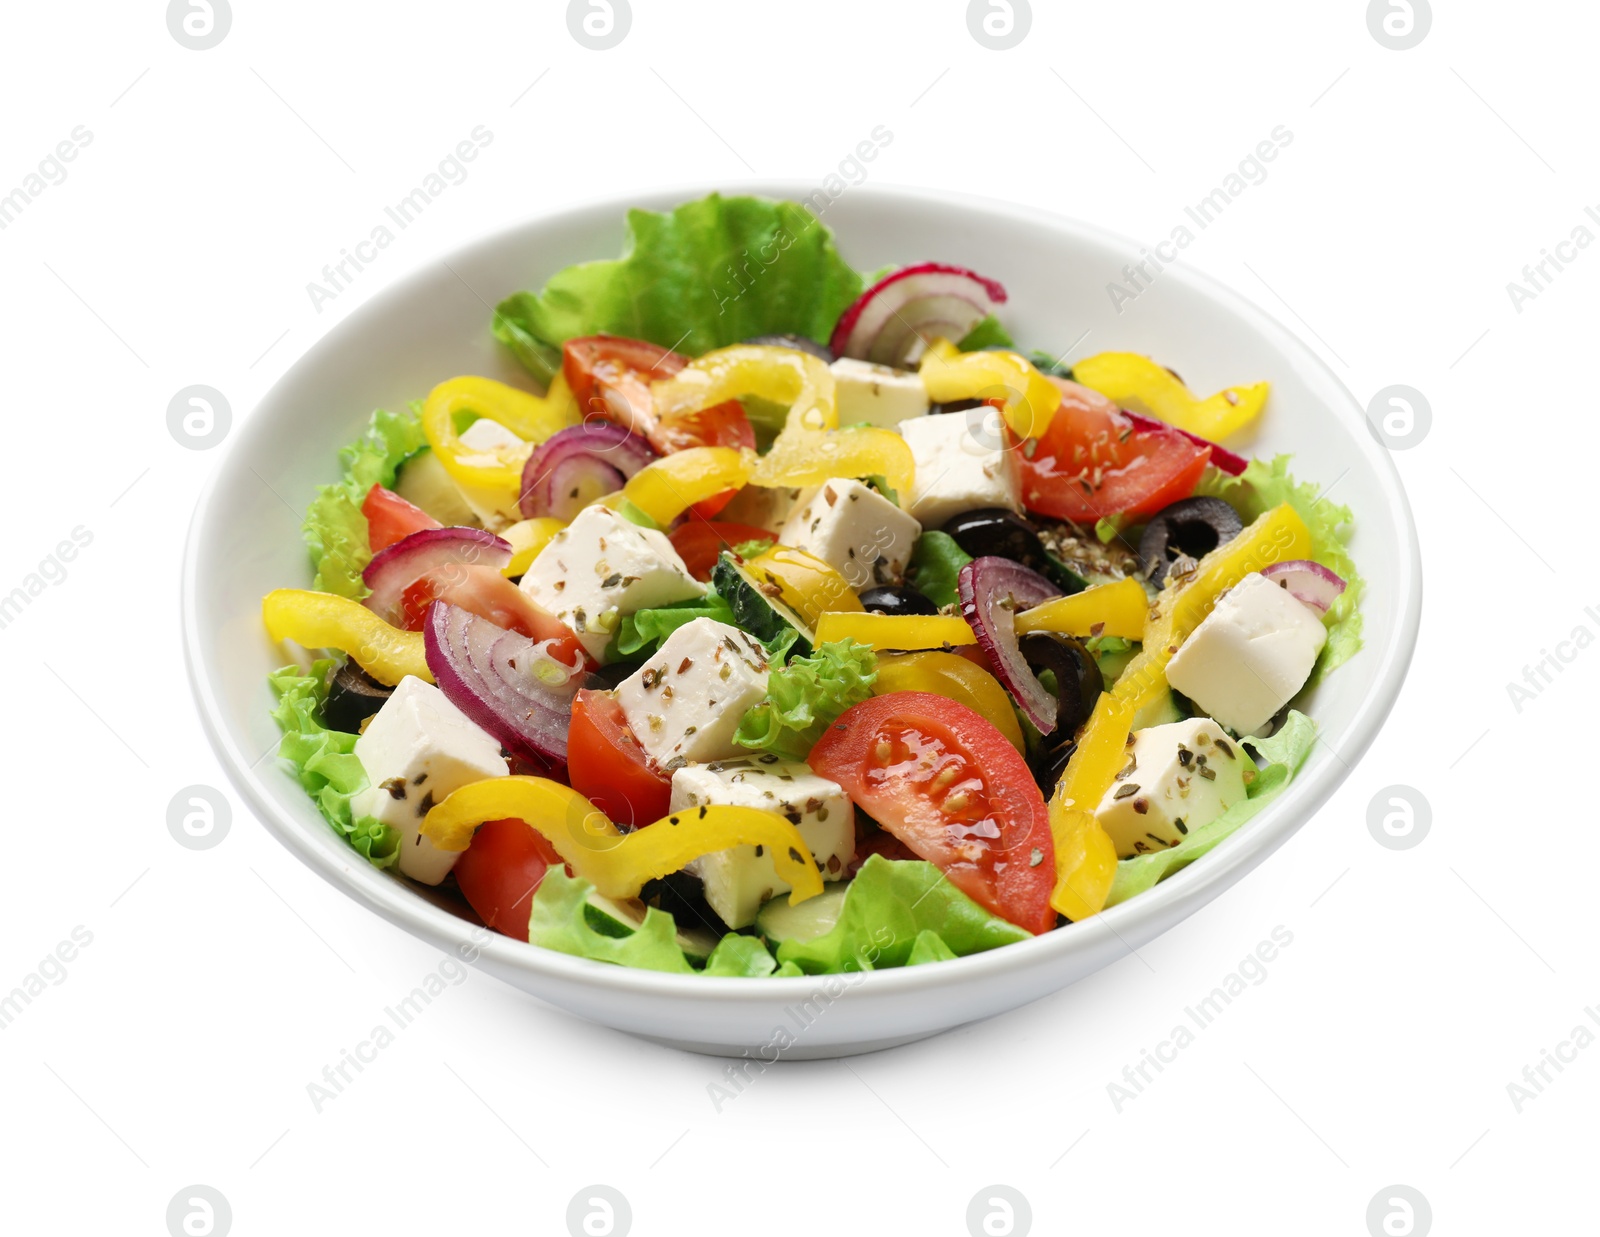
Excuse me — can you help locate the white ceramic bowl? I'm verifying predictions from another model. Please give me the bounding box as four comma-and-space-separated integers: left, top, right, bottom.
183, 183, 1421, 1059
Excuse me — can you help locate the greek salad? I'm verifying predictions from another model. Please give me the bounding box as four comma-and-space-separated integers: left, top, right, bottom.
264, 194, 1363, 978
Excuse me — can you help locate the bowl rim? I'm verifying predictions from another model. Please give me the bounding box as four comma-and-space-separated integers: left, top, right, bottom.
182, 179, 1423, 1000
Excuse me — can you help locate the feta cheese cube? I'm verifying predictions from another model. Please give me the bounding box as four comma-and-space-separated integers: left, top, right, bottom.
831, 357, 930, 430
671, 758, 854, 928
519, 505, 704, 662
1165, 572, 1328, 735
616, 618, 771, 768
717, 484, 814, 535
349, 677, 509, 884
1093, 718, 1251, 859
778, 478, 922, 591
897, 412, 1022, 529
453, 418, 532, 530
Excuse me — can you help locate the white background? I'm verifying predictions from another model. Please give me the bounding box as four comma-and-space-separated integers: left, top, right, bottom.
1, 1, 1591, 1234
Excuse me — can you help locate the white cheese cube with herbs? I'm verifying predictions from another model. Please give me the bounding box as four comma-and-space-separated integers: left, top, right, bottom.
350, 677, 509, 885
897, 412, 1022, 528
778, 478, 922, 591
831, 357, 930, 430
1165, 572, 1328, 735
616, 618, 771, 768
670, 758, 855, 928
1093, 718, 1251, 859
717, 484, 815, 535
519, 505, 704, 662
453, 417, 532, 530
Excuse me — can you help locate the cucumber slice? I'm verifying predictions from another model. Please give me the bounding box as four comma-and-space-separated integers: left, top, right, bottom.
755, 886, 849, 946
711, 551, 815, 657
583, 892, 719, 963
1132, 690, 1185, 730
395, 448, 477, 527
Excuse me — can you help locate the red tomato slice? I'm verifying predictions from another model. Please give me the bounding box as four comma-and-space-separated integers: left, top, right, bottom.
668, 520, 775, 581
810, 691, 1057, 935
567, 688, 672, 828
362, 484, 441, 553
1021, 378, 1210, 524
400, 565, 589, 669
453, 817, 565, 941
563, 334, 754, 467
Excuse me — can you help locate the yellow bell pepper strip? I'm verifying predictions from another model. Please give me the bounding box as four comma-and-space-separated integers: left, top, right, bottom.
1047, 692, 1136, 920
544, 370, 581, 426
743, 546, 863, 628
751, 425, 915, 499
918, 338, 1062, 440
620, 446, 755, 527
500, 517, 565, 578
1070, 352, 1269, 442
421, 375, 580, 493
814, 611, 976, 651
262, 589, 432, 686
420, 777, 824, 905
1114, 503, 1311, 712
875, 651, 1025, 753
652, 344, 837, 433
1014, 577, 1149, 641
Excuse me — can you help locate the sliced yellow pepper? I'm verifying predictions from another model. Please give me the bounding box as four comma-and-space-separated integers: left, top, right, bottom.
918, 338, 1062, 440
814, 611, 976, 651
752, 425, 915, 499
1015, 577, 1150, 641
421, 375, 580, 493
652, 344, 837, 433
1114, 503, 1311, 711
743, 546, 863, 628
621, 446, 755, 526
875, 650, 1025, 753
1048, 693, 1136, 920
1071, 352, 1269, 442
501, 517, 565, 578
262, 589, 431, 686
420, 777, 824, 905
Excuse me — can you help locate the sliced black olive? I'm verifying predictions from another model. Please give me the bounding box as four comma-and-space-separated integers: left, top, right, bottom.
638, 871, 730, 937
928, 397, 985, 415
943, 508, 1048, 568
1030, 738, 1079, 796
589, 661, 640, 691
1019, 631, 1104, 736
1138, 497, 1243, 584
743, 333, 834, 363
859, 585, 940, 617
323, 660, 394, 734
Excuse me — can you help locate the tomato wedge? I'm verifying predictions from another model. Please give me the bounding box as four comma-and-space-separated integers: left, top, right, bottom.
1020, 378, 1210, 524
363, 484, 440, 553
453, 817, 565, 941
400, 564, 588, 669
668, 520, 775, 581
563, 334, 755, 462
567, 688, 672, 828
810, 692, 1056, 934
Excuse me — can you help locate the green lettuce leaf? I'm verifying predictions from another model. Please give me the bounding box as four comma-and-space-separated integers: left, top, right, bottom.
528, 869, 696, 974
907, 531, 972, 609
268, 661, 400, 869
956, 314, 1015, 351
734, 639, 877, 761
609, 592, 737, 661
1104, 710, 1318, 907
1196, 455, 1364, 683
492, 195, 864, 381
304, 405, 429, 599
777, 856, 1032, 974
702, 934, 784, 977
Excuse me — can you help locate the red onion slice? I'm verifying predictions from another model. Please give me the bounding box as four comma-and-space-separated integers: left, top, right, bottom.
957, 556, 1063, 735
520, 421, 658, 519
424, 600, 587, 767
1120, 410, 1247, 475
830, 263, 1008, 369
1260, 559, 1346, 614
363, 527, 511, 626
